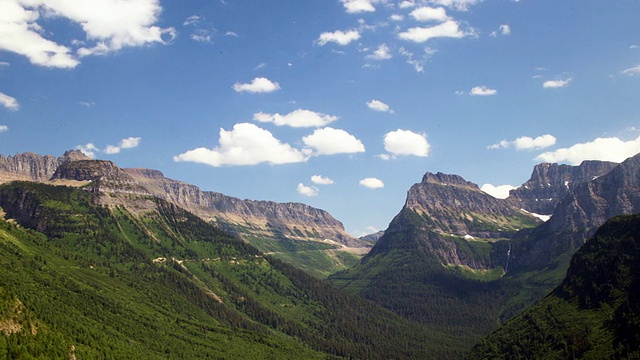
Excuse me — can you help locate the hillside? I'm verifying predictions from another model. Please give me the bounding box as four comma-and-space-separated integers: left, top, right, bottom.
0, 181, 459, 359
0, 151, 368, 278
468, 214, 640, 359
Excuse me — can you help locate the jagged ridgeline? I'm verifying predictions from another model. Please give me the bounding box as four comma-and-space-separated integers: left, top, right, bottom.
0, 151, 369, 278
0, 181, 455, 359
330, 153, 640, 356
468, 214, 640, 359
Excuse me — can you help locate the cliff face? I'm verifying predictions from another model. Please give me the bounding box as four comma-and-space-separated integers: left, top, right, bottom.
370, 172, 540, 269
508, 161, 617, 215
124, 168, 365, 247
0, 150, 89, 184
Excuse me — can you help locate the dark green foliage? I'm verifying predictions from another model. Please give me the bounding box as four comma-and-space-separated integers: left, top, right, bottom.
467, 214, 640, 359
0, 182, 442, 359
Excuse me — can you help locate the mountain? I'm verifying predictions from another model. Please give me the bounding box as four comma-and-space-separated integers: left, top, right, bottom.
511, 152, 640, 272
0, 150, 89, 184
508, 160, 617, 215
0, 180, 455, 359
330, 154, 640, 355
359, 230, 385, 243
330, 172, 542, 349
468, 214, 640, 359
0, 151, 368, 277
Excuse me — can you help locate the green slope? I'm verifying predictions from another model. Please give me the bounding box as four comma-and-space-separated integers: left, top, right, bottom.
467, 214, 640, 359
0, 182, 453, 359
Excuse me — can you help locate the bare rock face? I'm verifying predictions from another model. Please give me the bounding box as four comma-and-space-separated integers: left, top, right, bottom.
0, 150, 90, 184
508, 161, 617, 215
125, 168, 366, 247
371, 172, 540, 269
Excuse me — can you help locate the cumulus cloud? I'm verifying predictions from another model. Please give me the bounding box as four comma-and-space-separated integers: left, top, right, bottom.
341, 0, 376, 13
488, 134, 557, 151
104, 136, 142, 154
382, 129, 430, 158
0, 125, 8, 133
480, 184, 517, 199
399, 1, 416, 9
398, 20, 467, 43
297, 183, 319, 197
173, 123, 307, 167
409, 7, 450, 22
367, 99, 393, 113
75, 143, 99, 159
535, 135, 640, 165
359, 177, 384, 189
0, 92, 19, 110
302, 127, 366, 156
253, 109, 337, 128
470, 86, 497, 96
0, 0, 176, 67
390, 14, 404, 21
233, 77, 280, 93
367, 44, 392, 60
311, 175, 335, 185
317, 29, 361, 46
621, 65, 640, 76
543, 78, 571, 88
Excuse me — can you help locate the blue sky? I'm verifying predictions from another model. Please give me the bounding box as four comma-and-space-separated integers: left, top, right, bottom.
1, 0, 640, 236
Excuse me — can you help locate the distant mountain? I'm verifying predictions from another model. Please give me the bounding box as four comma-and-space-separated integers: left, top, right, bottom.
0, 151, 368, 277
468, 214, 640, 359
508, 160, 617, 215
0, 181, 448, 359
359, 230, 385, 243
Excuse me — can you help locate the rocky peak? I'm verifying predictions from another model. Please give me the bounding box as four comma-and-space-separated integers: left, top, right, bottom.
508, 160, 617, 215
421, 172, 477, 188
0, 150, 92, 184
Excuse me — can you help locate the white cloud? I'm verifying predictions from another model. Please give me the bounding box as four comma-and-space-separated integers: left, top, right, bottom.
183, 15, 201, 26
174, 123, 307, 167
253, 109, 337, 128
297, 183, 319, 197
481, 184, 517, 199
233, 77, 280, 93
303, 127, 366, 156
104, 136, 142, 154
359, 177, 384, 189
491, 24, 511, 37
536, 135, 640, 165
382, 129, 430, 158
367, 99, 393, 113
389, 14, 404, 21
225, 31, 238, 37
311, 175, 335, 185
341, 0, 376, 13
488, 134, 556, 151
399, 1, 416, 9
0, 0, 175, 67
79, 101, 95, 108
317, 29, 361, 46
409, 7, 450, 22
399, 20, 467, 43
543, 78, 571, 88
429, 0, 479, 11
0, 92, 19, 110
470, 86, 497, 96
367, 44, 392, 60
514, 134, 557, 150
191, 29, 213, 43
75, 143, 99, 159
0, 125, 8, 133
622, 65, 640, 76
0, 62, 9, 66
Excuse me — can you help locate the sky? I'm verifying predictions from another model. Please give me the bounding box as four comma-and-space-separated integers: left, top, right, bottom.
1, 0, 640, 236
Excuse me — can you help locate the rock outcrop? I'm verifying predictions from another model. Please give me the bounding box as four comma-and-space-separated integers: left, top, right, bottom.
0, 150, 89, 184
124, 168, 365, 247
508, 161, 617, 215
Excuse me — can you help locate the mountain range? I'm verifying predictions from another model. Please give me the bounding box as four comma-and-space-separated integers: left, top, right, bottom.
0, 151, 368, 278
2, 149, 640, 358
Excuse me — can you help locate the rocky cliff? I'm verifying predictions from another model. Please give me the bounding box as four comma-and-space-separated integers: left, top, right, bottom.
369, 172, 540, 269
508, 161, 617, 215
0, 150, 89, 184
124, 168, 365, 247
